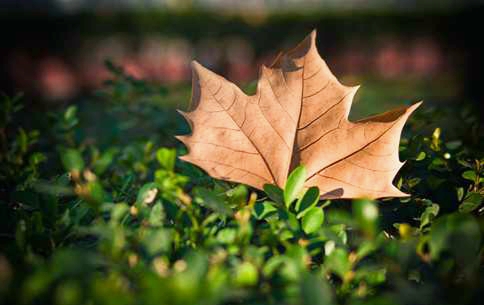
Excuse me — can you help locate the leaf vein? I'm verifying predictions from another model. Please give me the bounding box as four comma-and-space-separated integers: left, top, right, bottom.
187, 141, 258, 155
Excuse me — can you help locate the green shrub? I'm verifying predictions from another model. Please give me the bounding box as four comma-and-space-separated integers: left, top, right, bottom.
0, 66, 482, 305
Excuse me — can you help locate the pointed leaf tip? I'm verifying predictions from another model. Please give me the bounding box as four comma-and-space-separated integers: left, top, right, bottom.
174, 135, 188, 143
191, 60, 201, 69
191, 60, 210, 77
411, 101, 423, 111
310, 29, 317, 39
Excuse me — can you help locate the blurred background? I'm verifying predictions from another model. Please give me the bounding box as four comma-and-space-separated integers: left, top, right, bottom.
0, 0, 483, 119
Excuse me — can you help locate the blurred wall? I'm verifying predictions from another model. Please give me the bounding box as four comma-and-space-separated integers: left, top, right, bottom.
0, 2, 482, 114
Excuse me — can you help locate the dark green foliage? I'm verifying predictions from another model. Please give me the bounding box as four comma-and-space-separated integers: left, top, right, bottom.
0, 68, 482, 305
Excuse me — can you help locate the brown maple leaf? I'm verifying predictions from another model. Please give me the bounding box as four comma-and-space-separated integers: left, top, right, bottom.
176, 30, 421, 199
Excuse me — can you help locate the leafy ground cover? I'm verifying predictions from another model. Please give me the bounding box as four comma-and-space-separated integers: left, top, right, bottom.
0, 64, 483, 305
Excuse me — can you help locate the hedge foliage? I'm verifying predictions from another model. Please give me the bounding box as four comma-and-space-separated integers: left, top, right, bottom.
0, 64, 483, 305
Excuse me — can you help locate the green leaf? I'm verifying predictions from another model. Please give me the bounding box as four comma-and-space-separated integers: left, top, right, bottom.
284, 166, 307, 208
285, 245, 308, 271
456, 187, 465, 201
429, 213, 481, 263
93, 148, 117, 175
136, 183, 159, 205
325, 248, 351, 279
459, 192, 482, 213
253, 201, 278, 220
234, 261, 258, 286
64, 106, 78, 122
353, 199, 378, 236
195, 188, 232, 216
216, 228, 237, 244
143, 229, 172, 256
226, 184, 248, 207
457, 159, 473, 168
300, 273, 334, 305
62, 106, 79, 129
55, 281, 81, 305
445, 140, 462, 150
15, 129, 27, 146
415, 151, 426, 161
156, 148, 176, 172
354, 267, 386, 285
295, 186, 319, 217
301, 207, 324, 234
29, 153, 47, 166
355, 240, 377, 259
60, 149, 84, 172
263, 256, 285, 277
263, 184, 284, 206
279, 209, 300, 231
406, 177, 421, 188
431, 127, 441, 151
110, 203, 129, 224
149, 202, 165, 227
420, 202, 440, 230
86, 181, 107, 206
462, 170, 477, 182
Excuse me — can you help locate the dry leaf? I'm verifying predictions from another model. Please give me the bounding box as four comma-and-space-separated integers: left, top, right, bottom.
176, 30, 421, 199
